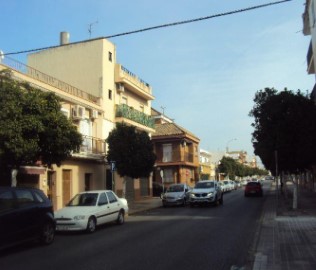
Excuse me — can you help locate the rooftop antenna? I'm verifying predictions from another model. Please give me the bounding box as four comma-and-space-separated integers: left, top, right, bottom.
161, 106, 166, 116
88, 20, 98, 38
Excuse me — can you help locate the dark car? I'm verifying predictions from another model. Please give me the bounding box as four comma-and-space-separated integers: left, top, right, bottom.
244, 181, 263, 197
0, 187, 55, 250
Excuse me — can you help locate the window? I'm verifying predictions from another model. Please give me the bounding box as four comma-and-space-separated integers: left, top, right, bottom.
108, 51, 112, 62
163, 169, 173, 183
16, 190, 34, 205
98, 193, 108, 205
106, 191, 118, 203
122, 96, 128, 105
0, 191, 14, 212
162, 144, 172, 162
108, 89, 112, 100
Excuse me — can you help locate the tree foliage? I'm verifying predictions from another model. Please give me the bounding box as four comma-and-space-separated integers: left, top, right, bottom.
249, 87, 316, 174
218, 156, 267, 180
0, 70, 82, 172
106, 123, 156, 179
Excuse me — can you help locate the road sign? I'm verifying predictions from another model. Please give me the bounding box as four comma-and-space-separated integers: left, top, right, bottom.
110, 161, 116, 171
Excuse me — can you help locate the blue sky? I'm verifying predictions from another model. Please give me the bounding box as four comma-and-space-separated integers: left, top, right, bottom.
1, 0, 313, 163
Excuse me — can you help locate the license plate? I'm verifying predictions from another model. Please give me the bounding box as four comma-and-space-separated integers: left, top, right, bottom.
57, 225, 69, 230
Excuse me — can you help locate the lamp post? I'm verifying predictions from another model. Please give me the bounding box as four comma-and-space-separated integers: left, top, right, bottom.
226, 138, 237, 154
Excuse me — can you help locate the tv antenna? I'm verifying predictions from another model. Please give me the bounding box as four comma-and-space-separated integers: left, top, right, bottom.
88, 20, 98, 38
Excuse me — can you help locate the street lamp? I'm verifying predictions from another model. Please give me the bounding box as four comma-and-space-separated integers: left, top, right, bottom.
226, 138, 237, 154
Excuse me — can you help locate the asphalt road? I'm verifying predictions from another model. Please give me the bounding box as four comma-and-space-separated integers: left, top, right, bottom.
1, 183, 270, 270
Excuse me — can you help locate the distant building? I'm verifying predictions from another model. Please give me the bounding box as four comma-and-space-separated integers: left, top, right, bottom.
151, 108, 200, 188
199, 149, 212, 180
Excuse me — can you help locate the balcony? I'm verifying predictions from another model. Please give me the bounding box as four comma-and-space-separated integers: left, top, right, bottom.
1, 56, 100, 105
115, 64, 154, 100
73, 135, 106, 159
115, 104, 155, 129
307, 41, 315, 74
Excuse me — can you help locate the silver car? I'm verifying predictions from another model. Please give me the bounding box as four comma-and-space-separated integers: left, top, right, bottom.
161, 184, 191, 207
189, 180, 223, 207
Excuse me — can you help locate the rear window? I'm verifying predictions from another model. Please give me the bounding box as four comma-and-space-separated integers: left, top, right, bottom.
195, 182, 214, 188
16, 189, 35, 205
167, 185, 184, 192
247, 182, 260, 187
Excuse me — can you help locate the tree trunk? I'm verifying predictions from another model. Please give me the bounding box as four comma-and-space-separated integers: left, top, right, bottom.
11, 168, 18, 187
122, 178, 126, 198
292, 174, 298, 210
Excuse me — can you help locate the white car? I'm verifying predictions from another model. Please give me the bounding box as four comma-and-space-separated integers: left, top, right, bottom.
189, 180, 223, 206
54, 190, 128, 233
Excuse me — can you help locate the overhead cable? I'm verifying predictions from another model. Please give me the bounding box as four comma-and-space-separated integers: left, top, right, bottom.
3, 0, 292, 56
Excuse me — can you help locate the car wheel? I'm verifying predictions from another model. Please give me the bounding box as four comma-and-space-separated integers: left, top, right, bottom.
214, 195, 219, 206
86, 216, 96, 233
182, 198, 186, 206
116, 210, 125, 225
190, 203, 194, 207
40, 221, 55, 245
219, 194, 223, 205
162, 201, 167, 207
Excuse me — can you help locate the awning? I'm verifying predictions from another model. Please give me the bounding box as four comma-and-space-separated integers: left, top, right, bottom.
19, 166, 46, 175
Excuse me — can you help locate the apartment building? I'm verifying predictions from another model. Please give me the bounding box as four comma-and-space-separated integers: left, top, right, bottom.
151, 108, 200, 188
199, 149, 212, 180
303, 0, 316, 99
0, 57, 105, 210
1, 33, 155, 208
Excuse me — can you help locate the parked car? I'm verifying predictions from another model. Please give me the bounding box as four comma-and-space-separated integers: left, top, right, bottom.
54, 190, 128, 233
161, 183, 191, 207
0, 187, 55, 250
244, 181, 263, 197
189, 180, 223, 206
223, 180, 233, 192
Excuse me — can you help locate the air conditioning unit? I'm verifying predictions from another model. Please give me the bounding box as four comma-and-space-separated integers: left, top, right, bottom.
72, 105, 85, 119
117, 83, 125, 93
61, 108, 70, 118
91, 109, 98, 119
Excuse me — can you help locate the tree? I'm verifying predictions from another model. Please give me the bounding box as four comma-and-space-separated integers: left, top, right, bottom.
106, 123, 156, 195
249, 87, 316, 174
249, 87, 316, 209
0, 70, 82, 186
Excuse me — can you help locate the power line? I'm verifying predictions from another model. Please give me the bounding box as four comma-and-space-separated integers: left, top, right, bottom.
3, 0, 292, 56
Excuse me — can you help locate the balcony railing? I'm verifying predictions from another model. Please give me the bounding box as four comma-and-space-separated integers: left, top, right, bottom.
115, 104, 155, 129
1, 56, 100, 104
76, 135, 106, 156
160, 151, 194, 163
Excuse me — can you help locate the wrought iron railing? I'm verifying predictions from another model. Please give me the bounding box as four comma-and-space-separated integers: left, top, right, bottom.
115, 104, 155, 129
1, 56, 100, 104
78, 135, 106, 155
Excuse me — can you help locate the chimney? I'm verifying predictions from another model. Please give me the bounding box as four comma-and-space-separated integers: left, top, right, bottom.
60, 32, 70, 45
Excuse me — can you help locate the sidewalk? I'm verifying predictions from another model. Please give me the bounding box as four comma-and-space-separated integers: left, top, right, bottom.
128, 196, 162, 215
252, 183, 316, 270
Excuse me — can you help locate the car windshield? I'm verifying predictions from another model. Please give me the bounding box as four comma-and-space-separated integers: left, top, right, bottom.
195, 182, 214, 189
167, 185, 184, 192
68, 193, 98, 206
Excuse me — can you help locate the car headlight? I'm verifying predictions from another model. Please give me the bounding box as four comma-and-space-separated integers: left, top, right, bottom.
74, 215, 86, 220
190, 193, 196, 198
207, 192, 214, 197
